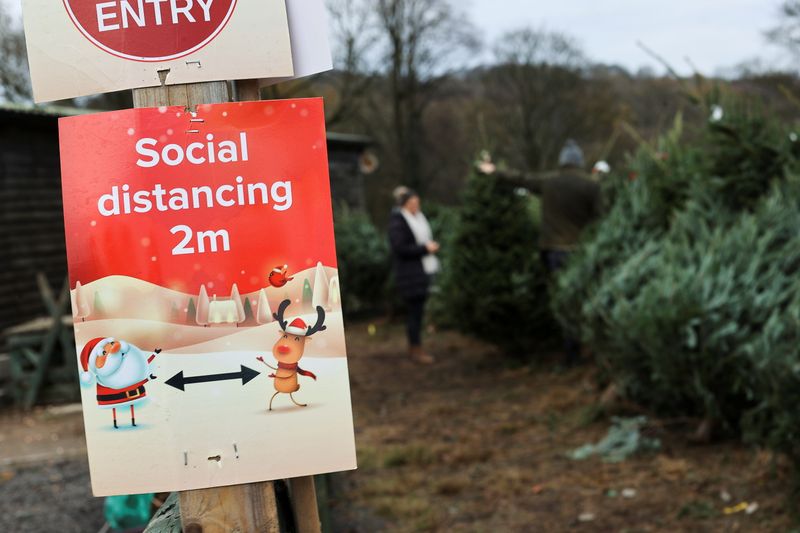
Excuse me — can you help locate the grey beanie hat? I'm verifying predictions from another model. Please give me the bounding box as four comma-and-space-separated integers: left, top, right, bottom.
558, 139, 585, 168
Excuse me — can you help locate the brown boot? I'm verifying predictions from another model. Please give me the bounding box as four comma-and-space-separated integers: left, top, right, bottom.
410, 346, 435, 364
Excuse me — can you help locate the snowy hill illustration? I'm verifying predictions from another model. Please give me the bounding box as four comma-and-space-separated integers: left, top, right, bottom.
70, 263, 344, 354
71, 263, 339, 323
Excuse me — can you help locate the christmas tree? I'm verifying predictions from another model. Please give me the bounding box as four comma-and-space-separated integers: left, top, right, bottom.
550, 89, 800, 449
435, 163, 553, 355
243, 297, 254, 325
302, 279, 313, 311
186, 298, 197, 325
256, 289, 273, 324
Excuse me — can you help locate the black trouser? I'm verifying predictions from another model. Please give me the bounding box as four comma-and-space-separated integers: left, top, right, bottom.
404, 294, 428, 347
543, 250, 580, 365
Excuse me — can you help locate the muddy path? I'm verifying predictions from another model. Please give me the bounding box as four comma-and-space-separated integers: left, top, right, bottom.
330, 323, 793, 532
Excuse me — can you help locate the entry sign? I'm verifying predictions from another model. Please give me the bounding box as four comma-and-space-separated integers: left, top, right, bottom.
59, 99, 357, 496
22, 0, 294, 102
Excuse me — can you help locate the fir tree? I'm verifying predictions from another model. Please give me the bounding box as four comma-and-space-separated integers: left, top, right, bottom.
302, 279, 313, 311
243, 296, 254, 325
186, 297, 197, 325
436, 164, 553, 355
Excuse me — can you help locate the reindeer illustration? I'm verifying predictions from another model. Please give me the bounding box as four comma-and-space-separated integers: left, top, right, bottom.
256, 299, 326, 411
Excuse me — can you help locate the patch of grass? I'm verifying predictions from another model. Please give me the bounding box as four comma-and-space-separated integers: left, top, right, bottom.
412, 509, 440, 531
360, 476, 408, 497
546, 411, 561, 433
576, 404, 605, 428
373, 495, 432, 520
442, 445, 492, 466
496, 421, 523, 435
434, 474, 470, 496
677, 500, 719, 520
356, 444, 381, 470
383, 444, 438, 468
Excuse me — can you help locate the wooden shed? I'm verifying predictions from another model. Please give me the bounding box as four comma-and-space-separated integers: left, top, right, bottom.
0, 103, 372, 333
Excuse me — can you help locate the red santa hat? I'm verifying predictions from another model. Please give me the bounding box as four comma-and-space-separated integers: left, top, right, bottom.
79, 337, 106, 385
285, 317, 308, 336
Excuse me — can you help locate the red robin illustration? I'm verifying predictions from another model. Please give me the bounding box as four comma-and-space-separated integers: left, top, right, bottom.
267, 265, 294, 288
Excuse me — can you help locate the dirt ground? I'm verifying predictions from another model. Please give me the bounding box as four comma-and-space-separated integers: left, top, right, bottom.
0, 405, 103, 533
0, 458, 104, 533
0, 322, 796, 532
330, 322, 796, 532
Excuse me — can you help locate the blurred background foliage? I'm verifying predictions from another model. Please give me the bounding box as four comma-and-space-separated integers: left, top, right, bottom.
551, 84, 800, 478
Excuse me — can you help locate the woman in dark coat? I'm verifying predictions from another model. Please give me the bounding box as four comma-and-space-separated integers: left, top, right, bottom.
388, 187, 440, 364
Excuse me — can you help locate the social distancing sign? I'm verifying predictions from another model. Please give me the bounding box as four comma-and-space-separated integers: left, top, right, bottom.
59, 99, 357, 495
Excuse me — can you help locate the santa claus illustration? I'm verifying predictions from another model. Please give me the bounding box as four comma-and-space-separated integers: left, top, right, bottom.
79, 337, 161, 428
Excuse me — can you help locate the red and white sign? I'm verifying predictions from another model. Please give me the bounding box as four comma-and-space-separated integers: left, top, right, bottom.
63, 0, 238, 62
22, 0, 294, 102
59, 99, 356, 496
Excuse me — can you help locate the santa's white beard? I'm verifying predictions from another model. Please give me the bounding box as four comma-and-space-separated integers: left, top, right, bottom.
96, 346, 149, 390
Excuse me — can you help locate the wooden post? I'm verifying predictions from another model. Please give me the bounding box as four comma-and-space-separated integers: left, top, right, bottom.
289, 476, 321, 533
179, 482, 280, 533
234, 79, 261, 102
132, 80, 282, 533
132, 79, 320, 533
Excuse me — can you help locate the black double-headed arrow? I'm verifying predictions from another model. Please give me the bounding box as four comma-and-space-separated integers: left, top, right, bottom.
165, 365, 260, 391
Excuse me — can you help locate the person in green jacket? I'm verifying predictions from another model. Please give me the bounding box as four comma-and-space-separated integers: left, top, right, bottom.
478, 140, 601, 365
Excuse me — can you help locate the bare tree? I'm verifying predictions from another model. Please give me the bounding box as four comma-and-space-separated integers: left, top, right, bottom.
494, 28, 584, 68
0, 4, 31, 102
323, 0, 379, 126
766, 1, 800, 59
485, 28, 617, 172
375, 0, 480, 191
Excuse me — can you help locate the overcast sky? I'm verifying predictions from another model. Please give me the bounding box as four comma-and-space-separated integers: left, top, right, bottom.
2, 0, 786, 74
470, 0, 785, 74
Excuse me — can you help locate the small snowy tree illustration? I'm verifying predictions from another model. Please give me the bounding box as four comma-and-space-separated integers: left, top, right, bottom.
256, 289, 273, 325
186, 297, 197, 325
243, 297, 254, 325
312, 262, 329, 309
328, 276, 341, 311
73, 281, 91, 322
230, 284, 246, 326
93, 291, 106, 319
196, 285, 210, 326
302, 278, 313, 311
